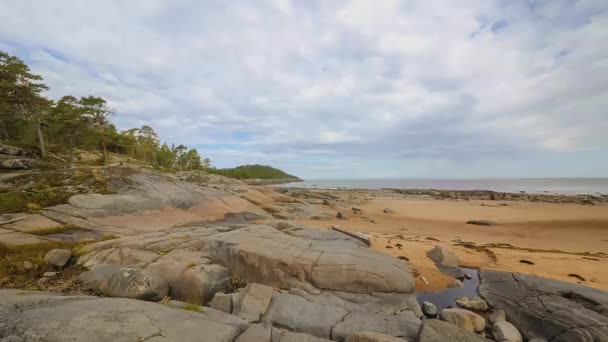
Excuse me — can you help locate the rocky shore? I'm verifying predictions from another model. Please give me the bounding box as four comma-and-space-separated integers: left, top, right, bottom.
1, 164, 607, 341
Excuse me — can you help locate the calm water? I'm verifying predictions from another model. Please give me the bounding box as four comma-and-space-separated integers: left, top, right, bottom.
281, 178, 608, 195
416, 267, 479, 311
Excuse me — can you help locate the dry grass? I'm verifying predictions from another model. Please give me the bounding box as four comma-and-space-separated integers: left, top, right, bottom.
28, 224, 90, 236
183, 303, 202, 312
0, 240, 90, 289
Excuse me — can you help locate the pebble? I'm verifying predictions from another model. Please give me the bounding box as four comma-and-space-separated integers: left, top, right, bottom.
43, 272, 57, 278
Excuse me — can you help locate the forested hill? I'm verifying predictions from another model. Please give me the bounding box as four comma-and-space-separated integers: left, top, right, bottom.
0, 50, 296, 179
208, 164, 300, 180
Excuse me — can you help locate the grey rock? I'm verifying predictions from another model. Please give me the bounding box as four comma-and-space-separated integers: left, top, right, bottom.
43, 271, 57, 278
455, 297, 489, 311
76, 264, 123, 290
345, 331, 406, 342
19, 261, 33, 270
236, 323, 271, 342
0, 289, 242, 342
528, 339, 547, 342
332, 310, 420, 341
206, 225, 415, 294
422, 301, 438, 318
417, 319, 489, 342
272, 327, 332, 342
209, 292, 233, 313
439, 308, 485, 333
479, 270, 608, 342
0, 158, 35, 170
263, 293, 348, 339
449, 279, 463, 288
466, 220, 496, 226
44, 249, 72, 268
488, 310, 505, 324
427, 246, 459, 267
492, 321, 522, 342
145, 259, 229, 304
100, 267, 169, 301
282, 227, 364, 246
237, 283, 275, 322
382, 208, 396, 214
464, 273, 473, 280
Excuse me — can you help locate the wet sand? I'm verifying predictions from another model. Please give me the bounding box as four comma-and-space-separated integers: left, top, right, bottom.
294, 197, 608, 291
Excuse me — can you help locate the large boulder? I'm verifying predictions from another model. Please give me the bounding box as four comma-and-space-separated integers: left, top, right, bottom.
479, 270, 608, 342
439, 308, 485, 333
206, 225, 415, 294
417, 319, 489, 342
0, 289, 243, 342
263, 293, 349, 339
100, 267, 169, 301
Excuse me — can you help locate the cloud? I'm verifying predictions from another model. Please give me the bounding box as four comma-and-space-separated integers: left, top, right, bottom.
1, 0, 607, 178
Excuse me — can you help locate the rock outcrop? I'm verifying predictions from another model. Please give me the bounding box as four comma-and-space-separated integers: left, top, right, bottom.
479, 270, 608, 342
70, 223, 421, 341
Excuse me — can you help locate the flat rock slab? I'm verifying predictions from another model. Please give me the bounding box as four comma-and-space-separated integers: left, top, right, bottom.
479, 269, 608, 342
0, 289, 243, 342
264, 293, 349, 339
2, 213, 62, 232
417, 319, 490, 342
0, 231, 49, 245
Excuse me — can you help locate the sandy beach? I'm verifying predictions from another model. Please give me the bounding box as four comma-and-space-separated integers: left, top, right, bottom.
288, 189, 608, 292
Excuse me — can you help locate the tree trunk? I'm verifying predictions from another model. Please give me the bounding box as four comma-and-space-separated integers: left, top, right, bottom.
68, 137, 73, 163
37, 120, 46, 159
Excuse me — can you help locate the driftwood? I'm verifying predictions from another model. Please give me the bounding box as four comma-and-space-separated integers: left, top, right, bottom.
331, 226, 371, 245
0, 216, 27, 226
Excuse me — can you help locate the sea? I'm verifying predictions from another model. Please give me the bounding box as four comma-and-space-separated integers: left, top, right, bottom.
280, 178, 608, 195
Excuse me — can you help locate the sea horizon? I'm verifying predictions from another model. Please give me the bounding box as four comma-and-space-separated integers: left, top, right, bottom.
281, 177, 608, 195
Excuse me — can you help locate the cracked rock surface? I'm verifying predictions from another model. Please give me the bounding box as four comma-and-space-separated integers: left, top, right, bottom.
479, 269, 608, 342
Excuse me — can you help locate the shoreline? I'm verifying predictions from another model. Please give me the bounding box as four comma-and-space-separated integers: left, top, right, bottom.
279, 186, 608, 205
277, 186, 608, 291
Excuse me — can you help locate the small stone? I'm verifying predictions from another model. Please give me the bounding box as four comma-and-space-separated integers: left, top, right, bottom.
449, 279, 463, 288
463, 273, 473, 280
492, 321, 523, 342
43, 272, 57, 278
455, 296, 489, 311
489, 310, 506, 324
20, 261, 34, 270
209, 292, 233, 313
427, 246, 459, 267
44, 249, 72, 268
337, 211, 349, 220
422, 301, 438, 318
383, 208, 396, 214
332, 225, 340, 229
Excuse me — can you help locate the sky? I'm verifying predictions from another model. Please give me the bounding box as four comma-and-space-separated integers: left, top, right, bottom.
1, 0, 607, 179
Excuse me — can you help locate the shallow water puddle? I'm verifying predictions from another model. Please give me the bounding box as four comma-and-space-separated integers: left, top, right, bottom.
416, 267, 479, 310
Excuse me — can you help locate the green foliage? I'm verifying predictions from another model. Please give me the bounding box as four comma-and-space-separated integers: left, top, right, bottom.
0, 50, 212, 171
208, 164, 298, 180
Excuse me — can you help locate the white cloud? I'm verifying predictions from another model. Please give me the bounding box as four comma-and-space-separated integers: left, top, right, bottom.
1, 0, 607, 178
